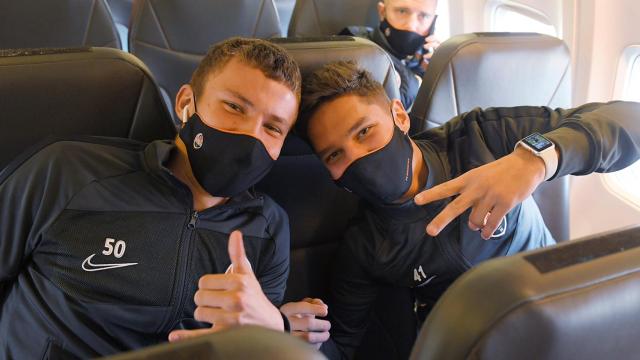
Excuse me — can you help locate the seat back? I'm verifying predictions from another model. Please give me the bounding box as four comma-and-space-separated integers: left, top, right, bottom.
0, 47, 176, 170
411, 33, 572, 241
101, 326, 325, 360
288, 0, 379, 37
0, 0, 121, 49
411, 225, 640, 360
411, 33, 572, 131
129, 0, 282, 122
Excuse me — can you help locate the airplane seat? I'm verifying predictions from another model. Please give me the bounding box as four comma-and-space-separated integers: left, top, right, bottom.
287, 0, 379, 37
256, 37, 416, 359
129, 0, 282, 124
0, 0, 121, 49
100, 326, 325, 359
410, 225, 640, 360
0, 47, 176, 170
410, 32, 572, 242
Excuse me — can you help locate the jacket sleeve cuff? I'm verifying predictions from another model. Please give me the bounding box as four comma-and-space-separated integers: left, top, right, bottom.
544, 122, 594, 180
280, 311, 291, 333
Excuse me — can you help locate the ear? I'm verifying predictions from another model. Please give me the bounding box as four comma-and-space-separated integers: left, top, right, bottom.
390, 99, 411, 134
174, 84, 195, 124
377, 1, 386, 21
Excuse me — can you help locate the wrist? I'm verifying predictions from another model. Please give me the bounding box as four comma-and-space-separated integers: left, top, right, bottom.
513, 146, 546, 183
280, 311, 291, 333
514, 133, 559, 181
270, 306, 285, 331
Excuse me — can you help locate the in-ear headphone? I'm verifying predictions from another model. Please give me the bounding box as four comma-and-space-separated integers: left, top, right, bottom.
182, 106, 189, 124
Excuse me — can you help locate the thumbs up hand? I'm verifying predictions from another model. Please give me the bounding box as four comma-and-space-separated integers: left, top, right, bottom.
168, 230, 284, 342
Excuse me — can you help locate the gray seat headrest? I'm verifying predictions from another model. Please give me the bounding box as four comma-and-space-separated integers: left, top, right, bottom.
288, 0, 380, 37
129, 0, 282, 121
0, 0, 121, 49
411, 32, 571, 132
0, 47, 176, 169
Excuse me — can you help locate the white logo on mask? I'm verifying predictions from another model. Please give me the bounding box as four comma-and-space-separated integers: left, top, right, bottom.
193, 133, 204, 149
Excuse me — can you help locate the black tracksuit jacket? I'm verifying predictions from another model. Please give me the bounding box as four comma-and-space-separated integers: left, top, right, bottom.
0, 137, 290, 359
321, 102, 640, 359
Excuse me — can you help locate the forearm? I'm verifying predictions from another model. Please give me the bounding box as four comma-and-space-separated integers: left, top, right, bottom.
544, 101, 640, 178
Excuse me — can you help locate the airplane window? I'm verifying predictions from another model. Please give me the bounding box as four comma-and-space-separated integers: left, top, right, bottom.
603, 160, 640, 211
603, 48, 640, 210
624, 56, 640, 102
434, 0, 451, 42
490, 4, 557, 37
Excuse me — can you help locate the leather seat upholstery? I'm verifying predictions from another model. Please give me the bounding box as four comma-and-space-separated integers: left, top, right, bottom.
0, 47, 176, 170
411, 33, 572, 131
129, 0, 282, 123
0, 0, 121, 49
411, 225, 640, 360
410, 33, 572, 241
101, 326, 325, 360
288, 0, 379, 37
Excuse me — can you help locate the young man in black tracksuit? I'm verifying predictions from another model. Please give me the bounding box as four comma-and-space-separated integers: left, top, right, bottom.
295, 61, 640, 359
0, 38, 329, 359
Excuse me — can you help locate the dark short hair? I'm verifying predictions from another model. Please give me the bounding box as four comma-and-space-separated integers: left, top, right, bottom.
298, 60, 389, 138
190, 37, 301, 102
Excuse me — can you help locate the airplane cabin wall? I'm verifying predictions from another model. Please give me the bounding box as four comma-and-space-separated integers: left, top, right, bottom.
444, 0, 640, 239
569, 0, 640, 238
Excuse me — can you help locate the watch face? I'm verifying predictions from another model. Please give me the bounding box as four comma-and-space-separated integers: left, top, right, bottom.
523, 133, 553, 152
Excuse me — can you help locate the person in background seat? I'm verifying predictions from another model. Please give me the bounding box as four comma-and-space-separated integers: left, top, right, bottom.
341, 0, 440, 109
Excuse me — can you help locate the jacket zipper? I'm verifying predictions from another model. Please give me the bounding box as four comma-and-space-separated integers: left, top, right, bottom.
164, 210, 198, 332
188, 211, 199, 229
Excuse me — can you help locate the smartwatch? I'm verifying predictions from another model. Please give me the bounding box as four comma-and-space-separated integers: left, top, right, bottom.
515, 133, 558, 181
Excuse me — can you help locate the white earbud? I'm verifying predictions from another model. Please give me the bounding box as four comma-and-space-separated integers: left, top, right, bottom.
182, 106, 189, 124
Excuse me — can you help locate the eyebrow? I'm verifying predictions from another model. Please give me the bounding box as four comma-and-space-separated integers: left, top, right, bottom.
317, 116, 370, 159
225, 89, 254, 109
270, 114, 292, 130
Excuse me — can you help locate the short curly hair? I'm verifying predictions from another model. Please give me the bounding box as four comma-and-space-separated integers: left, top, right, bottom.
190, 37, 301, 102
297, 60, 389, 138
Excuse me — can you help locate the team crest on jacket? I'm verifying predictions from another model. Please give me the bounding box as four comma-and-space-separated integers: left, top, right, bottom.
491, 216, 508, 238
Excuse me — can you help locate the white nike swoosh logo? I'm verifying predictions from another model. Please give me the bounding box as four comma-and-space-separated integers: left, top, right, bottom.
416, 275, 438, 288
81, 254, 138, 272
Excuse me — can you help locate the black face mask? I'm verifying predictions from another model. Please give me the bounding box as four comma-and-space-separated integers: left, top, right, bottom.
380, 18, 426, 58
336, 124, 414, 205
179, 112, 274, 197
